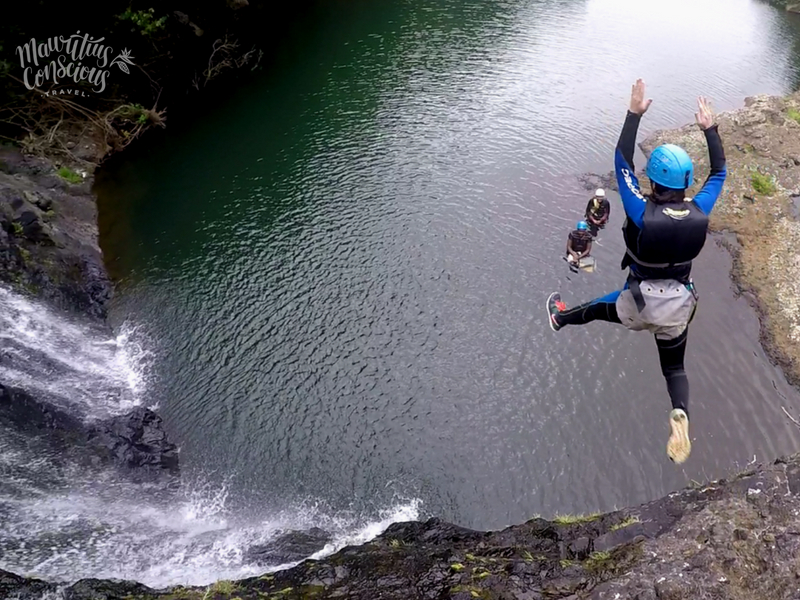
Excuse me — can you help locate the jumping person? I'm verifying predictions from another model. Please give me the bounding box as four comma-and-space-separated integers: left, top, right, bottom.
585, 189, 610, 236
546, 79, 727, 464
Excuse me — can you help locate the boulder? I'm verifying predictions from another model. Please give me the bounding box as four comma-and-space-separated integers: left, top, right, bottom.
87, 407, 180, 474
0, 384, 179, 476
245, 527, 332, 565
0, 570, 54, 600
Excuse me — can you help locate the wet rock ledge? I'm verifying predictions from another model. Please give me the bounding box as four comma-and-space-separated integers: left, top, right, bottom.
5, 452, 800, 599
0, 146, 111, 319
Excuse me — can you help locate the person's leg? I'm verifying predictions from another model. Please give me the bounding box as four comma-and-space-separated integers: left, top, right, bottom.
656, 329, 689, 414
547, 289, 622, 332
656, 329, 691, 463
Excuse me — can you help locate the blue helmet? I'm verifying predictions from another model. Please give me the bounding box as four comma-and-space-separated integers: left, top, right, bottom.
646, 144, 694, 189
576, 221, 588, 231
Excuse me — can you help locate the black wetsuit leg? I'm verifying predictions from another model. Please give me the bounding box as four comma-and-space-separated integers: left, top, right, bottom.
655, 329, 689, 417
555, 290, 622, 327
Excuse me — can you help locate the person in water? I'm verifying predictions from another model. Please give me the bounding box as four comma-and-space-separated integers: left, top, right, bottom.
585, 188, 610, 236
566, 220, 593, 266
546, 79, 726, 464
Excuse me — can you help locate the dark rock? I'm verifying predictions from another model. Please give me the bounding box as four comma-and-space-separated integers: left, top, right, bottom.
23, 190, 52, 211
567, 536, 591, 559
0, 568, 56, 599
578, 171, 618, 193
0, 383, 84, 439
0, 147, 111, 320
593, 522, 648, 552
0, 384, 178, 477
87, 407, 179, 474
244, 527, 332, 565
15, 210, 55, 245
65, 578, 153, 600
513, 591, 543, 600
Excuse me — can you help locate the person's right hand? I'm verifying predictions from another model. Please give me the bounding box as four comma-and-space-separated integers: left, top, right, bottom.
629, 79, 653, 116
695, 96, 714, 130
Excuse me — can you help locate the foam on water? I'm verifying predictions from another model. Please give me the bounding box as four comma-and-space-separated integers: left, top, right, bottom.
0, 286, 152, 418
1, 461, 421, 588
0, 284, 422, 588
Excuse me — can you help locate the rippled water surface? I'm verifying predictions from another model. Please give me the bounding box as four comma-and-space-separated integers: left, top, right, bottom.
91, 0, 800, 545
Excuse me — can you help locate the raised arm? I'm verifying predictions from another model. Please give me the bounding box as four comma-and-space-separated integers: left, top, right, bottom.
614, 79, 652, 228
691, 97, 727, 215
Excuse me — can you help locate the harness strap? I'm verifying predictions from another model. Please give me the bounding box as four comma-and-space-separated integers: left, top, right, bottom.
627, 273, 699, 314
627, 273, 647, 312
625, 248, 692, 269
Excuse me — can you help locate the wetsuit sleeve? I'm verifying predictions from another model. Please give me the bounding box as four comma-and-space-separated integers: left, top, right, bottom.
691, 124, 727, 216
614, 111, 646, 228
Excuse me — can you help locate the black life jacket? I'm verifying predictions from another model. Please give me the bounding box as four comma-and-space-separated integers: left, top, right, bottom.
570, 230, 592, 253
621, 199, 708, 282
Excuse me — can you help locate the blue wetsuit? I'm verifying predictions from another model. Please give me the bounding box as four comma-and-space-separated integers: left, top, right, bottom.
554, 111, 727, 415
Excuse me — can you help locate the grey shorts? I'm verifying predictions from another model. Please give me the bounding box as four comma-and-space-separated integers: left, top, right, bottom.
616, 278, 698, 340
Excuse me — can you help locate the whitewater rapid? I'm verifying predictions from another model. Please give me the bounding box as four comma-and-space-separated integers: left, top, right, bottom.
0, 285, 421, 588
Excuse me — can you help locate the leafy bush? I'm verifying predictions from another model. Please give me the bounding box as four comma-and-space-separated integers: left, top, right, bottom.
117, 7, 167, 37
751, 170, 776, 196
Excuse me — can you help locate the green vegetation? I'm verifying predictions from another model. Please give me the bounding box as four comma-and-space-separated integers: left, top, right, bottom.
117, 8, 167, 37
521, 550, 549, 562
788, 107, 800, 125
751, 170, 777, 196
609, 515, 640, 531
57, 167, 83, 184
205, 580, 236, 596
552, 512, 601, 525
583, 550, 613, 572
11, 222, 23, 235
559, 559, 575, 568
450, 562, 465, 572
117, 104, 149, 123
